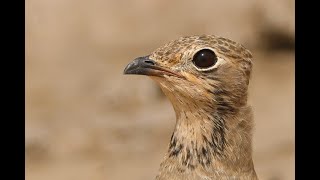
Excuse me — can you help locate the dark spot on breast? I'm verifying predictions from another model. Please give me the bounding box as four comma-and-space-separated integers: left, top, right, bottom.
202, 147, 208, 156
188, 164, 196, 170
205, 156, 211, 165
201, 146, 212, 166
180, 148, 197, 170
169, 144, 183, 157
202, 135, 209, 144
169, 135, 176, 149
186, 148, 191, 161
177, 167, 185, 173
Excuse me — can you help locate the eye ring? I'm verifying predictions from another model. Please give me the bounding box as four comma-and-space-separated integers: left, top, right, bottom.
192, 49, 218, 71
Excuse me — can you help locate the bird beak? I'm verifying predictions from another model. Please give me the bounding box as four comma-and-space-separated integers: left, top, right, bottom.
123, 56, 183, 78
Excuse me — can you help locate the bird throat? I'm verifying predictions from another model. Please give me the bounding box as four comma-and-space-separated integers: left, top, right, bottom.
151, 77, 256, 179
156, 85, 255, 178
167, 107, 228, 169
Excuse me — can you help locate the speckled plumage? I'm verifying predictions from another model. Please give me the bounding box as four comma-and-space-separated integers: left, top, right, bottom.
124, 35, 258, 180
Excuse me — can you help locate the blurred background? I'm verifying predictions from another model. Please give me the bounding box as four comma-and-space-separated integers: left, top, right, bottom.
26, 0, 294, 179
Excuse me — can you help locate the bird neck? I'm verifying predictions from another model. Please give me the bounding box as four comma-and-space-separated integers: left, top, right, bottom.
157, 105, 257, 179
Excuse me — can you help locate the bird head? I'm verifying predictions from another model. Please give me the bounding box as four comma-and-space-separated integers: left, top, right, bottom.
124, 35, 253, 117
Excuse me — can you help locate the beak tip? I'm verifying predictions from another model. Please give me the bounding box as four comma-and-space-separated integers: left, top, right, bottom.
123, 68, 128, 74
123, 62, 134, 75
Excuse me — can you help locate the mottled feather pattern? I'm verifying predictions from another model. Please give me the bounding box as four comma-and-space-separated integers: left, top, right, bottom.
127, 35, 258, 179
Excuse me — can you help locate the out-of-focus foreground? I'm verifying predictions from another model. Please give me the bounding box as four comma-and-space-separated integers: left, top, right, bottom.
26, 0, 294, 179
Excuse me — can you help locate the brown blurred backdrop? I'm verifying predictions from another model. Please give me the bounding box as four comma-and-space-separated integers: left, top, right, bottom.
26, 0, 294, 179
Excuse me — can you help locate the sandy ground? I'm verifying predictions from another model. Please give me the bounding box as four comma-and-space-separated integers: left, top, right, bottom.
26, 1, 294, 179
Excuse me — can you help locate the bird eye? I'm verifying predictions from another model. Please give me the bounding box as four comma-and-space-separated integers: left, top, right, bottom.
192, 49, 218, 70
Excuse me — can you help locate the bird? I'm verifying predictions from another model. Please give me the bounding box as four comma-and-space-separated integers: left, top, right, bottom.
123, 35, 258, 180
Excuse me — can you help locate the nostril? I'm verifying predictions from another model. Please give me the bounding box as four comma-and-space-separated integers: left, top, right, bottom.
144, 60, 155, 65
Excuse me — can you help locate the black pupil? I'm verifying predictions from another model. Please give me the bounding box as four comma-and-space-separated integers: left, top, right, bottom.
192, 49, 217, 68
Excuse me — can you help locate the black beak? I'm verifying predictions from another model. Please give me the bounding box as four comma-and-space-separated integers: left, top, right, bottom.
123, 56, 156, 75
123, 56, 183, 78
